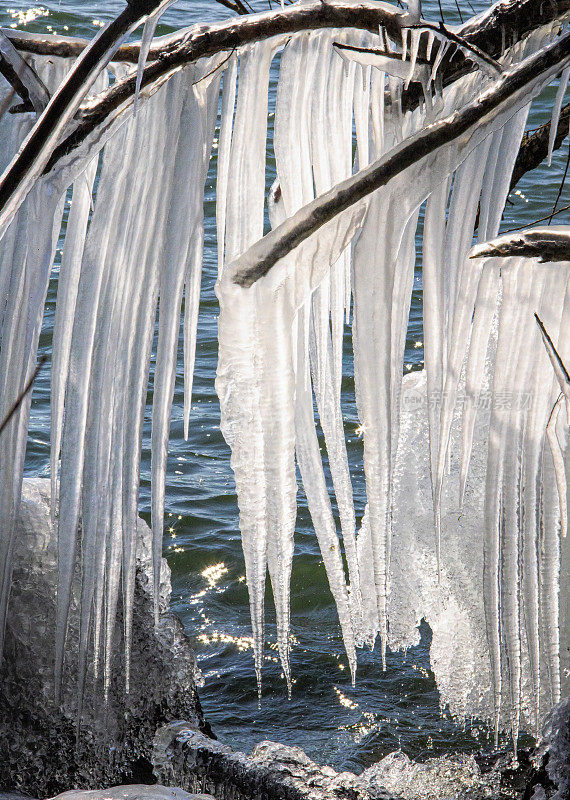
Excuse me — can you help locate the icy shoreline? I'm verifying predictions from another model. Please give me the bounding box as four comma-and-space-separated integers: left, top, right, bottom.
1, 476, 568, 800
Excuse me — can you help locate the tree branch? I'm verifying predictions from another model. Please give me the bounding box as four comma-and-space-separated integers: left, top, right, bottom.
0, 0, 179, 239
470, 227, 570, 261
0, 31, 50, 112
228, 31, 570, 288
510, 102, 570, 192
42, 0, 570, 176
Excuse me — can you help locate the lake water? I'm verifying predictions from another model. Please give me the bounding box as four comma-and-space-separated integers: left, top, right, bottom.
3, 0, 568, 772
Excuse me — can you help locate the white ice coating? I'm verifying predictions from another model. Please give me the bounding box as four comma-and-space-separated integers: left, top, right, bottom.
547, 65, 570, 166
0, 3, 568, 746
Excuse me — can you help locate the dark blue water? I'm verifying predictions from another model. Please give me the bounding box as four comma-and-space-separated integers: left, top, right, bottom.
3, 0, 568, 771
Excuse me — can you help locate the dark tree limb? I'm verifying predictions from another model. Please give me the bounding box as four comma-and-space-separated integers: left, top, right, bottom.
228, 31, 570, 287
510, 103, 570, 192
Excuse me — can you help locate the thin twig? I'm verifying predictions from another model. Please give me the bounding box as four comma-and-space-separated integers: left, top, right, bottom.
548, 142, 570, 224
437, 0, 446, 25
192, 47, 236, 85
0, 354, 47, 437
502, 202, 570, 233
454, 0, 464, 24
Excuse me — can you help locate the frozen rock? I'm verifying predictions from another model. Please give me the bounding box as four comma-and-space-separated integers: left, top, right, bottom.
50, 786, 214, 800
0, 479, 211, 798
361, 750, 499, 800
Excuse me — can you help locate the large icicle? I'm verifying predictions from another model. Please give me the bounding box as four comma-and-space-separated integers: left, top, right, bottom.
151, 63, 220, 621
216, 40, 278, 692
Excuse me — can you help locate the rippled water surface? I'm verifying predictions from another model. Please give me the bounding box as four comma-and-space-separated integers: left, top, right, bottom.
3, 0, 568, 771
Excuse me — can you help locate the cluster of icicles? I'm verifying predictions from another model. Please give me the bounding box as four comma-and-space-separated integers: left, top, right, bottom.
0, 3, 568, 742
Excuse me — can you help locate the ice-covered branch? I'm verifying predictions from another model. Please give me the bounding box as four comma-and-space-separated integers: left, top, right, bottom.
231, 31, 570, 287
4, 0, 567, 64
402, 21, 504, 77
470, 226, 570, 262
0, 31, 49, 112
4, 1, 405, 64
44, 0, 570, 176
0, 0, 176, 245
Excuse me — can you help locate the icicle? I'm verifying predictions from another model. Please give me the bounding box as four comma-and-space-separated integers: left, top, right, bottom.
134, 10, 161, 114
541, 444, 562, 708
50, 153, 100, 524
547, 66, 570, 166
151, 64, 220, 623
433, 256, 485, 577
216, 55, 237, 277
546, 398, 568, 540
422, 178, 450, 512
483, 259, 527, 744
405, 29, 421, 89
401, 27, 409, 62
460, 263, 500, 506
295, 308, 357, 679
217, 40, 276, 693
425, 29, 435, 61
183, 69, 222, 440
430, 40, 449, 86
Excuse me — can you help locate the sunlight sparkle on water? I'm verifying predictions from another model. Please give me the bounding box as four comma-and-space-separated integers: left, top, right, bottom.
201, 562, 229, 588
5, 6, 48, 25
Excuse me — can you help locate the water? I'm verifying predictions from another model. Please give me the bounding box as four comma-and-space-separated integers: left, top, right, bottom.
3, 0, 568, 772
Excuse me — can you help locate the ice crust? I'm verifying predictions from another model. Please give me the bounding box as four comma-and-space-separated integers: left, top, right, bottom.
0, 9, 567, 743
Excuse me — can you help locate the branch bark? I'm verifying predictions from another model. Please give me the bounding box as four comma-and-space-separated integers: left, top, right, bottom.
228, 31, 570, 288
470, 228, 570, 261
510, 102, 570, 192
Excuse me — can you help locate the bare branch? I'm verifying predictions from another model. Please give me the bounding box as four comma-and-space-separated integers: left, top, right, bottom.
535, 312, 570, 396
229, 31, 570, 288
510, 103, 570, 192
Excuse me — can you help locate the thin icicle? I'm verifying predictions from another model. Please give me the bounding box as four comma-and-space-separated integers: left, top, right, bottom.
401, 27, 409, 62
216, 56, 237, 277
460, 263, 499, 506
546, 398, 568, 540
50, 153, 100, 524
134, 10, 161, 113
405, 29, 421, 89
547, 66, 570, 166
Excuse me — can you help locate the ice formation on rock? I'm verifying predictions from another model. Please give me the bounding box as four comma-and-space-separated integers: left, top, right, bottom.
0, 0, 567, 744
